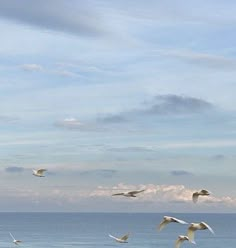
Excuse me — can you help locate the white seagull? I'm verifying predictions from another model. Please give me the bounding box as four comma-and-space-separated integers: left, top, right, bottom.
192, 189, 210, 203
187, 222, 214, 243
112, 189, 145, 197
109, 233, 129, 243
32, 168, 47, 177
9, 232, 22, 245
175, 235, 195, 248
158, 216, 188, 231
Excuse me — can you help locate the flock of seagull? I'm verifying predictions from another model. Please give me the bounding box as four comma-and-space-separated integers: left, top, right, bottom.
110, 188, 214, 247
9, 168, 212, 248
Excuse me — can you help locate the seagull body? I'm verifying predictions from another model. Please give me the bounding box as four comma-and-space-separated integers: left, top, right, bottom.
112, 189, 145, 197
192, 189, 210, 203
109, 233, 129, 243
187, 222, 214, 243
9, 232, 22, 245
32, 169, 47, 177
158, 216, 188, 231
175, 235, 195, 248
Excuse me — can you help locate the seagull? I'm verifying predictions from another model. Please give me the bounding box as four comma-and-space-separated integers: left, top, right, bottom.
175, 235, 195, 248
187, 222, 214, 243
32, 169, 47, 177
9, 232, 22, 245
192, 189, 210, 203
109, 233, 129, 243
112, 189, 145, 197
158, 216, 188, 231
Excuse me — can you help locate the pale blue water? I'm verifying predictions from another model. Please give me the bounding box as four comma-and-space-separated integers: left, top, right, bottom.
0, 213, 235, 248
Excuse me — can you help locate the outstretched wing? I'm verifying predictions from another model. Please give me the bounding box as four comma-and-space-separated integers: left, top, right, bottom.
192, 193, 199, 203
37, 169, 47, 174
158, 219, 169, 231
201, 189, 210, 194
112, 193, 124, 196
9, 232, 15, 241
175, 238, 184, 248
201, 222, 214, 234
109, 234, 118, 241
128, 189, 145, 195
120, 233, 129, 241
187, 227, 196, 243
171, 217, 188, 225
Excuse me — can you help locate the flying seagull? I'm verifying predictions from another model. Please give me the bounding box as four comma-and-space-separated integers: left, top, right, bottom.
9, 232, 22, 245
192, 189, 210, 203
112, 189, 145, 197
32, 169, 47, 177
109, 233, 129, 243
158, 216, 188, 231
187, 222, 214, 243
175, 235, 195, 248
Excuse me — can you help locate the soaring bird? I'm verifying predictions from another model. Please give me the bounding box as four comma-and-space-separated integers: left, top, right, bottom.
187, 222, 214, 243
9, 232, 22, 245
32, 169, 47, 177
192, 189, 210, 203
109, 233, 130, 243
112, 189, 145, 197
175, 235, 195, 248
158, 216, 188, 231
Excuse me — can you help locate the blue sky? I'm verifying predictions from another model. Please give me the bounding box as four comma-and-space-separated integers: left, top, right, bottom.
1, 0, 236, 212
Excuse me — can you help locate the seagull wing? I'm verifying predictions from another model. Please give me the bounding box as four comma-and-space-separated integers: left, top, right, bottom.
171, 217, 188, 224
109, 234, 118, 241
120, 234, 129, 241
175, 238, 184, 248
201, 222, 215, 234
158, 219, 169, 231
187, 227, 196, 243
192, 193, 199, 203
112, 193, 125, 196
9, 232, 15, 241
201, 189, 210, 194
37, 169, 47, 174
128, 189, 145, 195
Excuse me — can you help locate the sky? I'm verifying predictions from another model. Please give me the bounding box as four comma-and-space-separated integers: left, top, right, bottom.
1, 0, 236, 212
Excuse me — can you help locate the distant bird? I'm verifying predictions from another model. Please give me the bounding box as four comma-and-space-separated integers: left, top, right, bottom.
9, 232, 22, 245
32, 169, 47, 177
187, 222, 214, 243
175, 235, 195, 248
112, 189, 145, 197
109, 233, 129, 243
192, 189, 210, 203
158, 216, 188, 231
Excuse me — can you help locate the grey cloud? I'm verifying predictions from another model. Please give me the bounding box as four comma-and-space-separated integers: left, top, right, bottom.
171, 170, 193, 176
5, 166, 25, 173
0, 0, 103, 36
97, 114, 128, 124
142, 95, 214, 115
211, 154, 225, 160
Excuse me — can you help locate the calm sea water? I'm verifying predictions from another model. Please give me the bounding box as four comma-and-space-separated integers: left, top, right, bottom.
0, 213, 235, 248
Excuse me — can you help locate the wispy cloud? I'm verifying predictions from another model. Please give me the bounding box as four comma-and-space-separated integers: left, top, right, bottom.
80, 169, 117, 178
170, 170, 193, 176
19, 63, 43, 72
5, 166, 25, 173
0, 0, 104, 36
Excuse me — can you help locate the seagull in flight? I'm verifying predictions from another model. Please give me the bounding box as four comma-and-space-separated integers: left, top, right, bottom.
109, 233, 129, 243
158, 216, 188, 231
112, 189, 145, 197
32, 168, 47, 177
9, 232, 22, 245
175, 235, 195, 248
187, 222, 214, 243
192, 189, 210, 203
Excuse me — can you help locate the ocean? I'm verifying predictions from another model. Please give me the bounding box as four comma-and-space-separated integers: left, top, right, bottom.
0, 213, 235, 248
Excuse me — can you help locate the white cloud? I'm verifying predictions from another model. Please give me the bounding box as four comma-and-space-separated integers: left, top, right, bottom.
19, 63, 43, 72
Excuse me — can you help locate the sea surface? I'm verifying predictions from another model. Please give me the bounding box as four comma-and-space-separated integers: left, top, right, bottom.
0, 212, 235, 248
